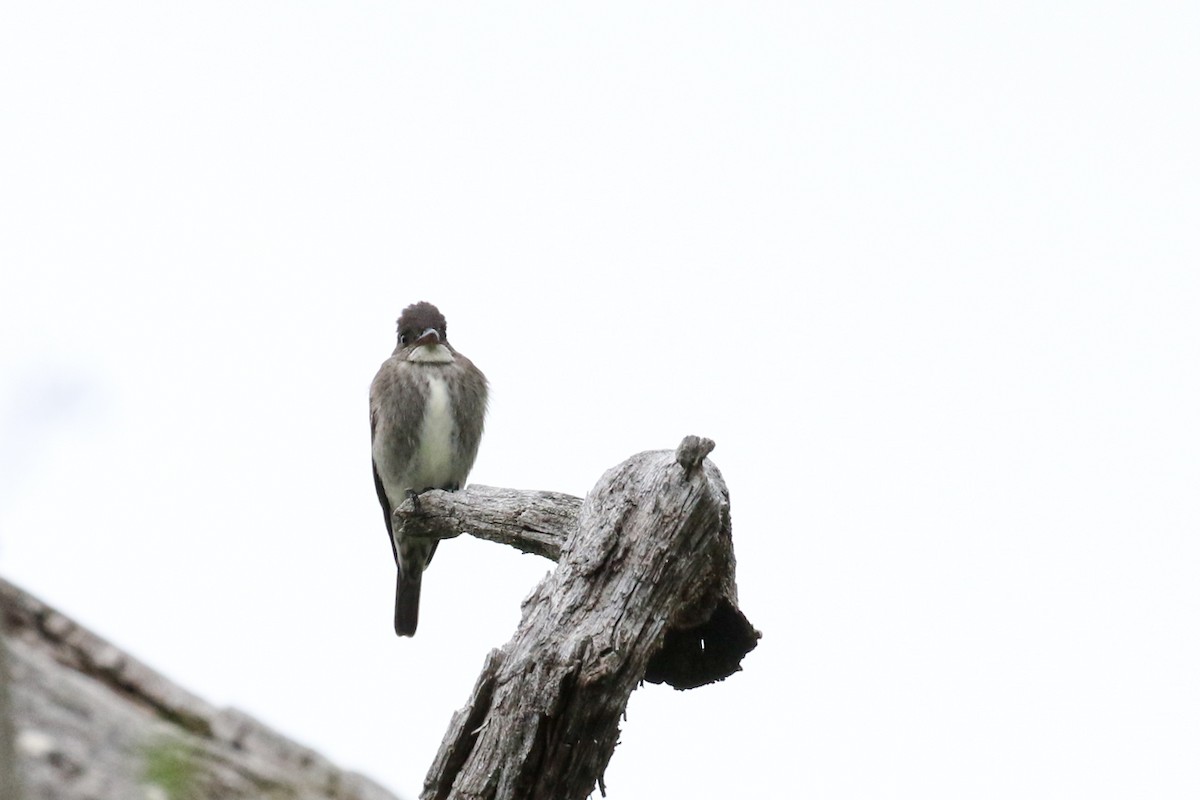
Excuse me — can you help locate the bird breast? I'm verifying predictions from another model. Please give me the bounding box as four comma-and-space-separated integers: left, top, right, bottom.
413, 374, 456, 486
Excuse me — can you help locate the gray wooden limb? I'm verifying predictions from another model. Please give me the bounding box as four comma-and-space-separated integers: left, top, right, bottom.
394, 485, 580, 561
412, 438, 760, 800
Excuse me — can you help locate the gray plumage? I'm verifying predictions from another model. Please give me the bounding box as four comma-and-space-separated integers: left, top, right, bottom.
370, 302, 487, 636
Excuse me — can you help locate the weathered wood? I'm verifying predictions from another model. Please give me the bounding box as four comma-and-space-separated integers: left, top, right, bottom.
395, 485, 580, 561
0, 632, 21, 800
0, 577, 400, 800
412, 438, 760, 800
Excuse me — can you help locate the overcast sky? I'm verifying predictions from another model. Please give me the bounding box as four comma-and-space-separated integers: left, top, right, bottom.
2, 3, 1198, 798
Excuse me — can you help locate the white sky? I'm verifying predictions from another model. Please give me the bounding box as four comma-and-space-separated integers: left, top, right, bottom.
2, 3, 1198, 798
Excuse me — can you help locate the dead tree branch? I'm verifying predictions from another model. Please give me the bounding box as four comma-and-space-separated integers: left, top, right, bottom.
396, 436, 760, 800
395, 486, 581, 561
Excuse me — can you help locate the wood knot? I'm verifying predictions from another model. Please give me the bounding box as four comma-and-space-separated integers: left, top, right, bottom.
675, 436, 715, 477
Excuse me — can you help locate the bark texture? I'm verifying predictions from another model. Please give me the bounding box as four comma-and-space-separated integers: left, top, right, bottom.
397, 486, 581, 561
406, 437, 759, 800
0, 631, 21, 800
0, 576, 401, 800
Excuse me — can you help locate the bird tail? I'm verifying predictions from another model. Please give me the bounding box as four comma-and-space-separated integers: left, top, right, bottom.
394, 570, 422, 637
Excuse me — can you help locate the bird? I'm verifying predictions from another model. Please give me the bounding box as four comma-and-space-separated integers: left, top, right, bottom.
370, 301, 488, 636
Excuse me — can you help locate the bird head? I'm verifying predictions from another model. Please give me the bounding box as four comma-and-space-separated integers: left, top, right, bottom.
396, 302, 454, 363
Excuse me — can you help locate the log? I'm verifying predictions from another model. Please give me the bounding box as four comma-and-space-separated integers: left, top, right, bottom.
0, 577, 400, 800
394, 437, 760, 800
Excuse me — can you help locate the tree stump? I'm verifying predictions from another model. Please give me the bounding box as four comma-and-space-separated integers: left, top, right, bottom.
394, 436, 760, 800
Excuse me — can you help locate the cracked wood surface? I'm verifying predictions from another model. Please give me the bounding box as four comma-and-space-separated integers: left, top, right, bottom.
0, 577, 401, 800
408, 437, 760, 800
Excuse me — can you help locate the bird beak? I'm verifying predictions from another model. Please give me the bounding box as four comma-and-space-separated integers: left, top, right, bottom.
414, 328, 440, 347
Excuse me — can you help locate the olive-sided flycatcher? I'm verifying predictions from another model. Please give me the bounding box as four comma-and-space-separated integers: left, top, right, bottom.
370, 302, 487, 636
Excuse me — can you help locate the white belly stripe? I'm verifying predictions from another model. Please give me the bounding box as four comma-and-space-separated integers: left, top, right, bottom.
416, 374, 455, 486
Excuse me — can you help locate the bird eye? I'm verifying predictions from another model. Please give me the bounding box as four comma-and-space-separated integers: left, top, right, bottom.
399, 333, 409, 345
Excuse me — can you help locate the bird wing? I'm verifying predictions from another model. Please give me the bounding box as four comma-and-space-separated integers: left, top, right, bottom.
449, 353, 489, 479
370, 404, 398, 562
